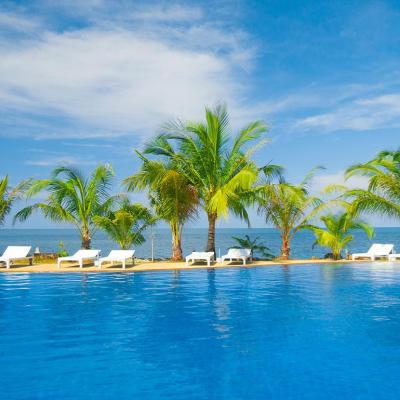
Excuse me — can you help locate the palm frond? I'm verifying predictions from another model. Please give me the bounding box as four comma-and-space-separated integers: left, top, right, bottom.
0, 176, 31, 226
305, 212, 374, 259
14, 164, 116, 247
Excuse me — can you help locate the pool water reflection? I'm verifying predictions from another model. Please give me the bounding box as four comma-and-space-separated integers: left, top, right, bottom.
1, 264, 400, 399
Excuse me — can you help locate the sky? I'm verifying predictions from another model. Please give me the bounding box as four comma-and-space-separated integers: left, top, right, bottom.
0, 0, 399, 228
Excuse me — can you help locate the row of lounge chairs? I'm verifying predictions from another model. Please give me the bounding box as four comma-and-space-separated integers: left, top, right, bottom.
185, 248, 252, 266
0, 246, 253, 269
186, 244, 400, 265
0, 244, 399, 269
57, 249, 135, 269
0, 247, 135, 269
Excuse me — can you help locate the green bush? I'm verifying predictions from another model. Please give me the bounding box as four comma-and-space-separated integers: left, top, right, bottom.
57, 241, 68, 257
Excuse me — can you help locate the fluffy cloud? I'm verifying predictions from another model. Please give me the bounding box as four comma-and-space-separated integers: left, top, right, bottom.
26, 156, 96, 167
130, 4, 203, 22
0, 11, 40, 33
295, 93, 400, 132
0, 6, 255, 139
312, 171, 369, 192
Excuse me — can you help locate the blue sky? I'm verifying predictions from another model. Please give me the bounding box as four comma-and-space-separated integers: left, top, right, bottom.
0, 0, 399, 227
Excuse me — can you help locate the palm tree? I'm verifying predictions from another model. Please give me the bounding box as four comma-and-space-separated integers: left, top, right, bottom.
231, 234, 274, 260
0, 175, 30, 226
93, 199, 155, 249
124, 152, 198, 260
304, 212, 374, 260
142, 104, 268, 254
14, 165, 115, 249
345, 149, 400, 219
255, 168, 325, 259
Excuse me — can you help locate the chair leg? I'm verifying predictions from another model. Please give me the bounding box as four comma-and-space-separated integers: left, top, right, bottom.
79, 260, 83, 268
122, 260, 126, 269
6, 260, 10, 269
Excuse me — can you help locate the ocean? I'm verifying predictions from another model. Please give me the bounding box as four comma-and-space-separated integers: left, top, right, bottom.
1, 227, 400, 259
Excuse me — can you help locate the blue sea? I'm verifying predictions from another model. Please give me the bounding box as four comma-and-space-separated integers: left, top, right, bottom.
1, 264, 400, 399
0, 227, 400, 259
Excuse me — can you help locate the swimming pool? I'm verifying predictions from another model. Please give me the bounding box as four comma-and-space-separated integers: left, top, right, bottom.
1, 264, 400, 399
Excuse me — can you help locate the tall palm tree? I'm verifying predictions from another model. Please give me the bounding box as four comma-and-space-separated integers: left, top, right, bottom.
14, 165, 115, 249
0, 175, 30, 226
93, 199, 155, 250
143, 104, 267, 254
255, 168, 324, 259
345, 149, 400, 219
304, 212, 374, 260
124, 152, 198, 260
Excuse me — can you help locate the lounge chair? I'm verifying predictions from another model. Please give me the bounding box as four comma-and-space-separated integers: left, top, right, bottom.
0, 246, 32, 269
57, 249, 100, 269
388, 253, 400, 262
98, 250, 135, 269
185, 251, 214, 267
352, 244, 394, 261
222, 248, 252, 265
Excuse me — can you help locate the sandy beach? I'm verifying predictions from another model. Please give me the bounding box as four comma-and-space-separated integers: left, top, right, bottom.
0, 258, 383, 273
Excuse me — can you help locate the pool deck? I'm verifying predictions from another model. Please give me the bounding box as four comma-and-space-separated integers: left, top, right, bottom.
0, 258, 390, 273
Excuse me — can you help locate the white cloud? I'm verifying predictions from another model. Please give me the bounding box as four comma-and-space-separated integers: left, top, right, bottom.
131, 5, 203, 22
0, 5, 256, 139
295, 93, 400, 132
26, 156, 96, 167
0, 11, 40, 33
312, 171, 369, 193
61, 142, 113, 148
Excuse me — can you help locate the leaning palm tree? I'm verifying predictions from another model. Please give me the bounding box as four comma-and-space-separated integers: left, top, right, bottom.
0, 175, 31, 226
93, 199, 155, 250
124, 153, 198, 260
143, 104, 268, 254
255, 168, 325, 259
345, 149, 400, 219
14, 165, 115, 249
304, 212, 374, 260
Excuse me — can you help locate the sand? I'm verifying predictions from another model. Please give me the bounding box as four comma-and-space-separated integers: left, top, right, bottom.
0, 258, 381, 273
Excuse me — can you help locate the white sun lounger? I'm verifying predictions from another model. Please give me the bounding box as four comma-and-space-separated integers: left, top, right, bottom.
388, 253, 400, 262
98, 250, 135, 269
57, 249, 100, 269
185, 251, 214, 267
0, 246, 32, 269
222, 248, 252, 265
352, 244, 394, 261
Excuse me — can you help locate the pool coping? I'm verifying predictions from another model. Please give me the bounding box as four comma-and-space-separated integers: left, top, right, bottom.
0, 258, 396, 273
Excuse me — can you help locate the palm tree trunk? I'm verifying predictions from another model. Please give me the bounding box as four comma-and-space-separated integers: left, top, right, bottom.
333, 250, 341, 260
81, 229, 91, 249
171, 222, 183, 261
280, 235, 290, 260
206, 212, 217, 254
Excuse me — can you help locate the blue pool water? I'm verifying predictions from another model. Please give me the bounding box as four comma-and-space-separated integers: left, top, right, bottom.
1, 264, 400, 399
